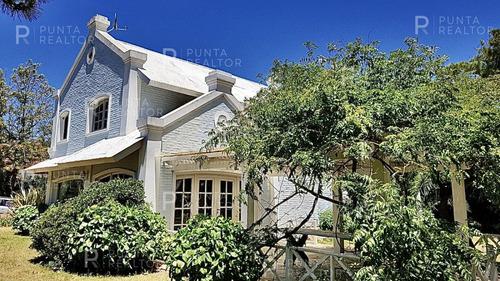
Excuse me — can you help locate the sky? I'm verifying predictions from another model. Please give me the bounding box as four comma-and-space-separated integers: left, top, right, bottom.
0, 0, 499, 88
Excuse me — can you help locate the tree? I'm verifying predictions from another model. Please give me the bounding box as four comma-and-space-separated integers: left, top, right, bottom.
206, 38, 499, 280
475, 29, 500, 78
1, 0, 51, 21
0, 60, 54, 195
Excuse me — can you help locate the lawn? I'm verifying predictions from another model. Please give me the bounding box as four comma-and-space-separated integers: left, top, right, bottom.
0, 227, 170, 281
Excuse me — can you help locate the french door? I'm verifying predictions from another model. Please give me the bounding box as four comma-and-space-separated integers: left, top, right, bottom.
173, 174, 239, 230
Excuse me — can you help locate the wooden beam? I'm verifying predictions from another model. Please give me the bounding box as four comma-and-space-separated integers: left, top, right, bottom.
332, 183, 342, 253
451, 166, 467, 225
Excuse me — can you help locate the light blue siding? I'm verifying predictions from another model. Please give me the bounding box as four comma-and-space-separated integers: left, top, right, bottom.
161, 97, 235, 154
139, 82, 195, 118
274, 176, 333, 228
55, 38, 125, 157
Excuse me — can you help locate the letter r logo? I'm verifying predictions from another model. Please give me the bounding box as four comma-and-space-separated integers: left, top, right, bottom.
415, 16, 429, 35
163, 48, 177, 58
16, 25, 30, 44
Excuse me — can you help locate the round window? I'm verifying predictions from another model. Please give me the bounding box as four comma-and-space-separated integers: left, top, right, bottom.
214, 111, 229, 130
86, 46, 96, 65
217, 114, 227, 124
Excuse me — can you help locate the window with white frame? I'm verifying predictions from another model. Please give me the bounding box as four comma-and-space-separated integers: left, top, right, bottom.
173, 174, 240, 230
174, 178, 193, 230
219, 180, 233, 219
59, 111, 70, 141
198, 179, 213, 216
90, 98, 109, 132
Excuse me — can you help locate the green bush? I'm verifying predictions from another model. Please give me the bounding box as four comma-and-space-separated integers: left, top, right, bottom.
12, 205, 39, 235
10, 187, 46, 211
30, 179, 146, 268
165, 215, 264, 281
67, 201, 169, 274
0, 217, 13, 227
318, 208, 334, 231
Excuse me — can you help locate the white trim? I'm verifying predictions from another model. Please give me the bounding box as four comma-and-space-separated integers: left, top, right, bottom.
52, 174, 82, 184
93, 168, 135, 181
171, 172, 241, 229
138, 91, 243, 130
57, 109, 71, 144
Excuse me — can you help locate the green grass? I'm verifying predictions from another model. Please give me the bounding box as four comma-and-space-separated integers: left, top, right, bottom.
0, 227, 170, 281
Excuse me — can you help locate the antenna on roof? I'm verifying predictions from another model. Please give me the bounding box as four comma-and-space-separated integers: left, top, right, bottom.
107, 13, 128, 32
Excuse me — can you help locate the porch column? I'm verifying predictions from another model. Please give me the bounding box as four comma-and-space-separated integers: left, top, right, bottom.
138, 127, 162, 211
332, 183, 342, 253
45, 171, 55, 204
451, 166, 467, 225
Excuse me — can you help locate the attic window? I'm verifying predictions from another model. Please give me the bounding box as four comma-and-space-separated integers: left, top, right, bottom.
86, 46, 96, 65
90, 98, 109, 133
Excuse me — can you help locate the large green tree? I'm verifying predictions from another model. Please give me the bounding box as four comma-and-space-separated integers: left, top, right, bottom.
0, 60, 54, 195
475, 29, 500, 78
206, 38, 499, 280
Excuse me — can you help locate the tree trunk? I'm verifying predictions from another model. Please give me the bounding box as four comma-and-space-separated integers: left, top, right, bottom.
9, 168, 18, 194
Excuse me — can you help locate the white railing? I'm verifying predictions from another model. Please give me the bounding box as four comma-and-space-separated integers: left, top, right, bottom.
261, 229, 359, 281
473, 234, 499, 281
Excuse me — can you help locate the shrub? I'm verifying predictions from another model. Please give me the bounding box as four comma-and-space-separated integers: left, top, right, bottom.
318, 208, 334, 231
0, 217, 13, 227
31, 179, 146, 268
67, 201, 169, 274
348, 183, 477, 281
10, 187, 46, 211
165, 215, 264, 281
12, 205, 39, 235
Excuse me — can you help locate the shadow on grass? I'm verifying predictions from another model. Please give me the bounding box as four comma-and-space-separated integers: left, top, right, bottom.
28, 254, 165, 277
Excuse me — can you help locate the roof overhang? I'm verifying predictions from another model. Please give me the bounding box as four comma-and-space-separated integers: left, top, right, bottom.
26, 132, 143, 173
137, 90, 243, 131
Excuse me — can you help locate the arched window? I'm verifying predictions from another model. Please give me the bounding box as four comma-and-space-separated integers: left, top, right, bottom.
93, 168, 135, 182
89, 97, 109, 133
57, 179, 83, 201
59, 110, 70, 141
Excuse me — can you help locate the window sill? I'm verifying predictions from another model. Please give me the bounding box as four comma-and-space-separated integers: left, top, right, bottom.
86, 128, 109, 138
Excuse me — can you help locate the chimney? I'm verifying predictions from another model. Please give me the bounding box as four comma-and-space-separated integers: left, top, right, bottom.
205, 70, 236, 94
87, 14, 110, 33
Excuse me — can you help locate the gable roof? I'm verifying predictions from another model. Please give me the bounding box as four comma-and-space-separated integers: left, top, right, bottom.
118, 40, 264, 102
138, 90, 242, 130
58, 29, 264, 102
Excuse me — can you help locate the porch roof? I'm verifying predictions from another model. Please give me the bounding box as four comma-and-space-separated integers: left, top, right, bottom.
26, 132, 143, 173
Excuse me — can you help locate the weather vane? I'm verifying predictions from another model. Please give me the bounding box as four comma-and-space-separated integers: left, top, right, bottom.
107, 13, 128, 32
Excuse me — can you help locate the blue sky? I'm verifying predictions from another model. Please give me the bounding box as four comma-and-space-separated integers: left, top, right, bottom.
0, 0, 499, 88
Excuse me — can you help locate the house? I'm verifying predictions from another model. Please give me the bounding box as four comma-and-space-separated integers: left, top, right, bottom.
27, 14, 349, 231
25, 14, 269, 229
